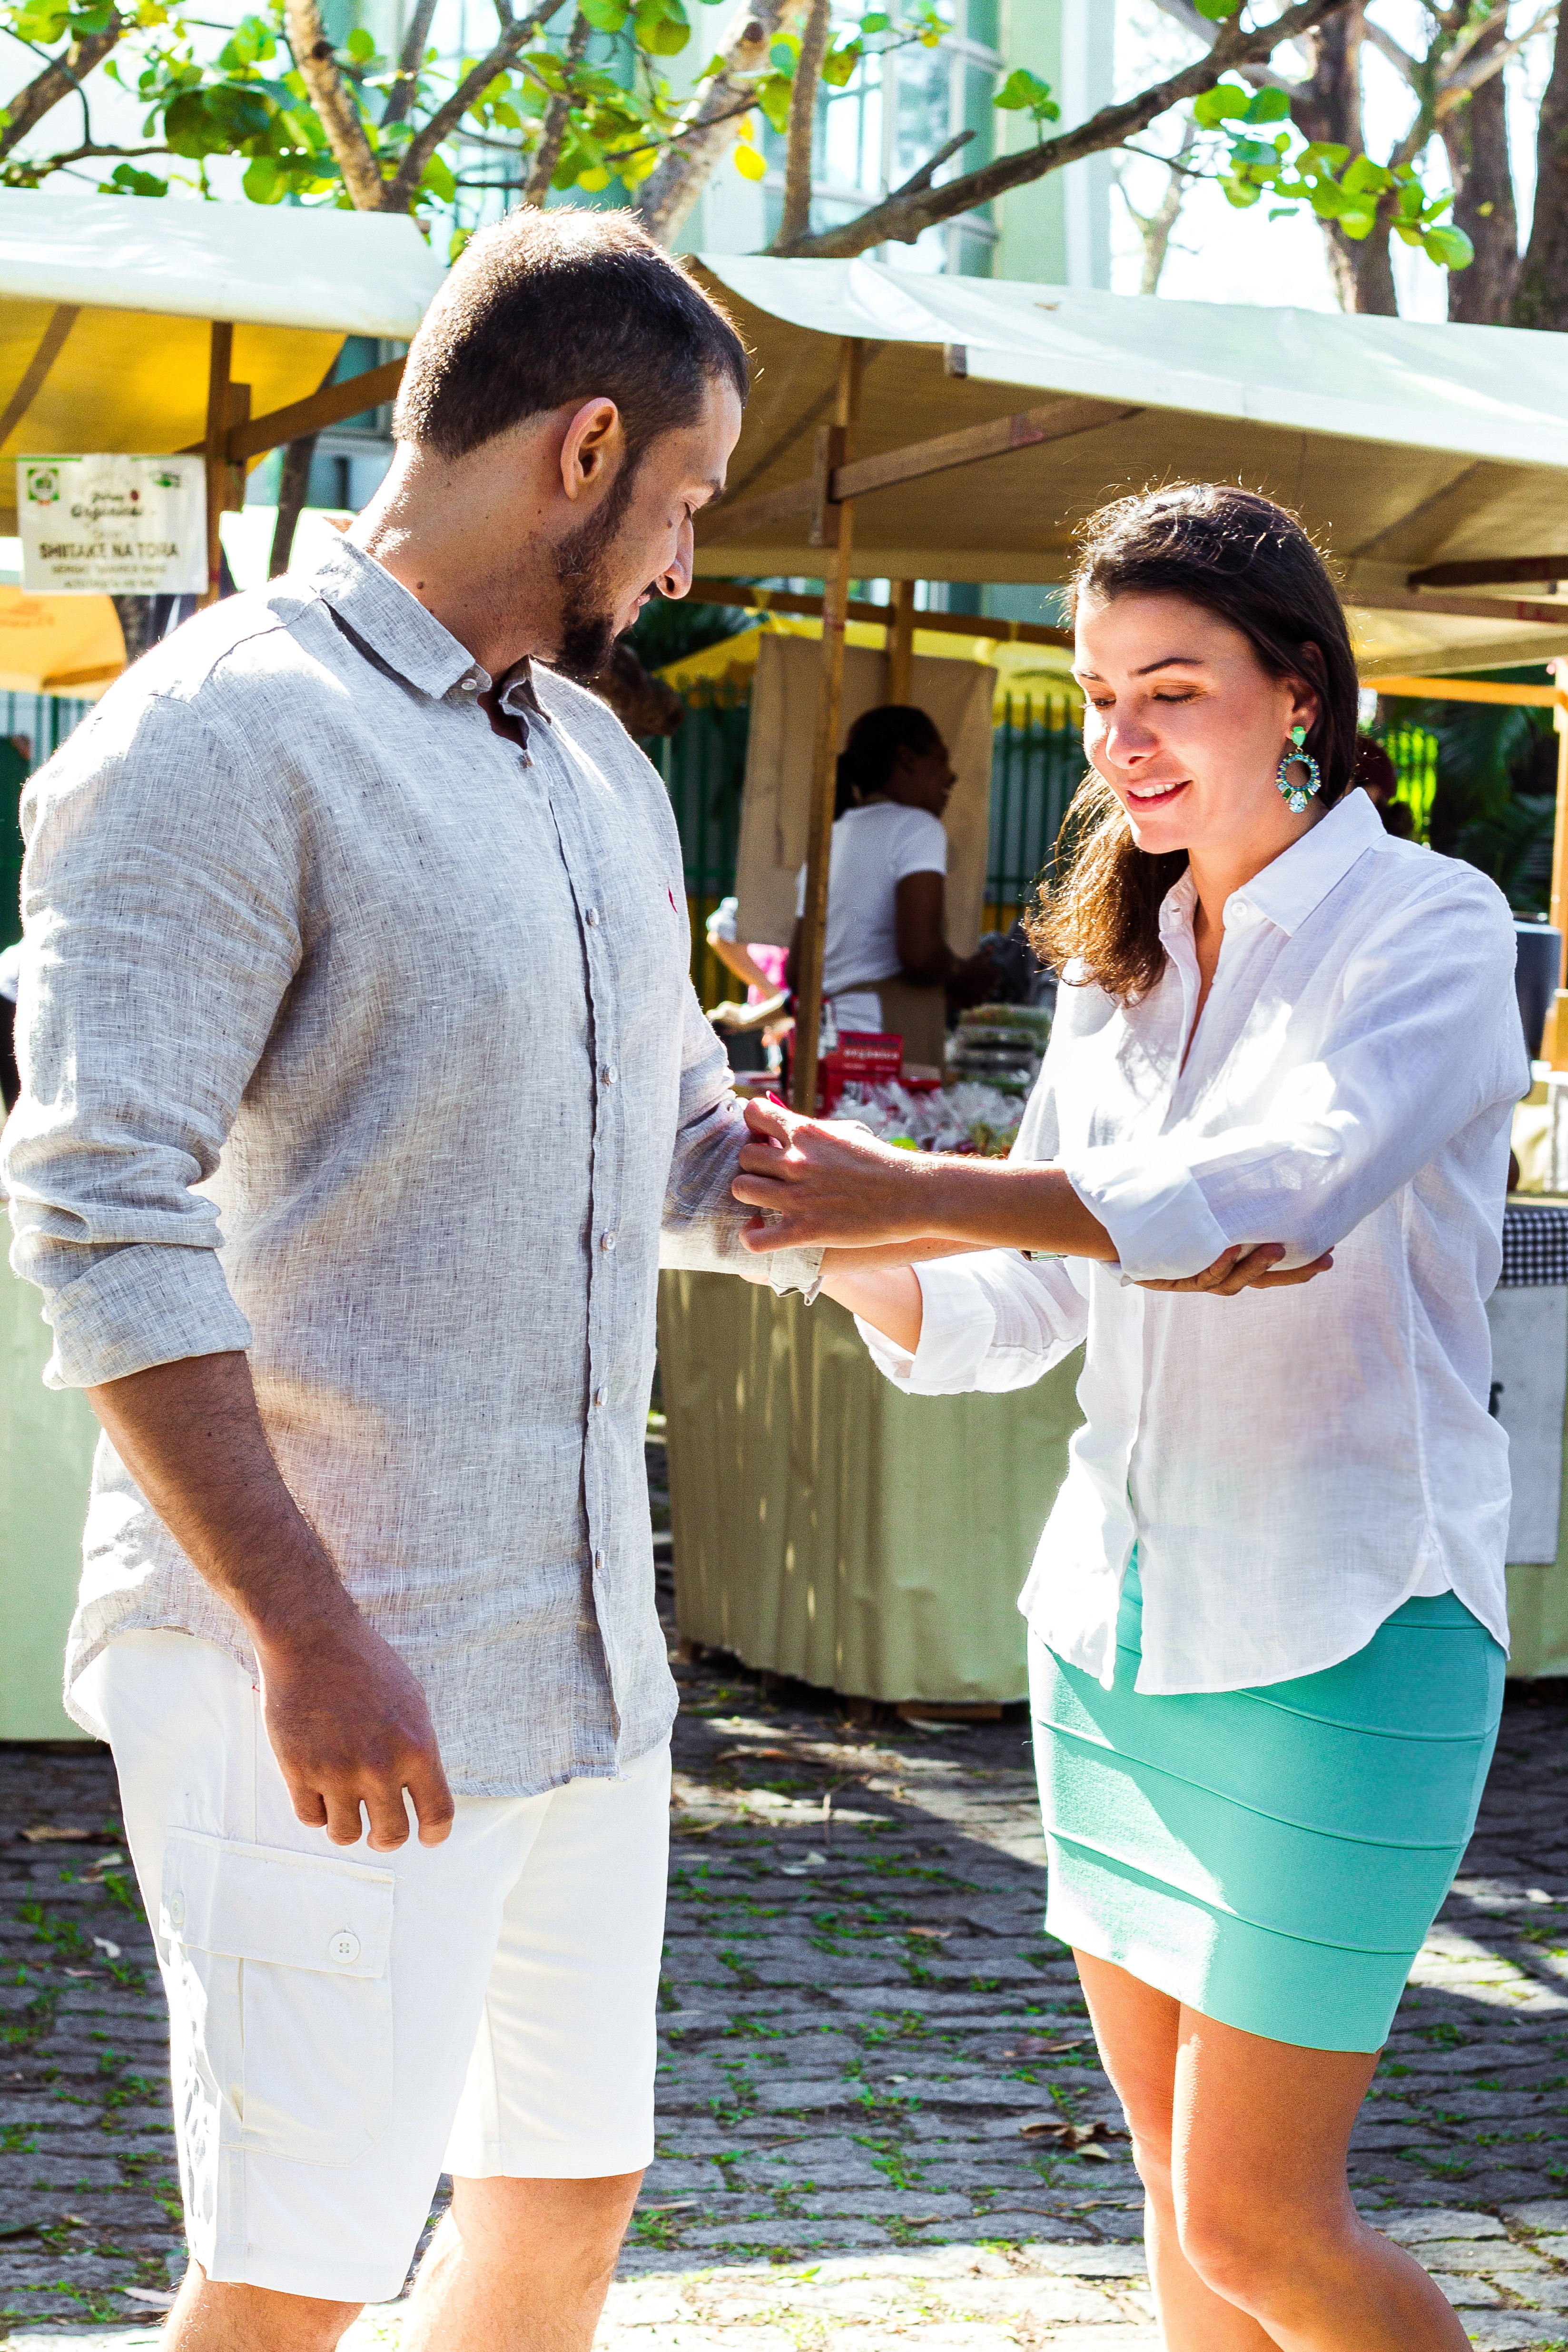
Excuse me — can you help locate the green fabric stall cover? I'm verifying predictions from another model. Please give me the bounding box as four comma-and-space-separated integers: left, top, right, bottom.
659, 1270, 1085, 1705
2, 1262, 98, 1738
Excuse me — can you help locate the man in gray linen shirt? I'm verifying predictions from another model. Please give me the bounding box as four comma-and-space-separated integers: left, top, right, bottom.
2, 209, 817, 2352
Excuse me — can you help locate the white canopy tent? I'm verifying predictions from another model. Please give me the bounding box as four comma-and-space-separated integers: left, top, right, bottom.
688, 258, 1568, 1104
694, 257, 1568, 682
0, 186, 445, 574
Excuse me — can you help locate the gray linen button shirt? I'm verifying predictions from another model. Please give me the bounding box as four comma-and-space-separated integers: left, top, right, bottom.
3, 536, 816, 1795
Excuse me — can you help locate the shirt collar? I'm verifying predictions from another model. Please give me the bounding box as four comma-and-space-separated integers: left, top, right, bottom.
1159, 785, 1389, 943
300, 534, 546, 729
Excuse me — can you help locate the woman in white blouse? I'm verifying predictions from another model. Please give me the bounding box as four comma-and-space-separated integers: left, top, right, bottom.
734, 484, 1525, 2352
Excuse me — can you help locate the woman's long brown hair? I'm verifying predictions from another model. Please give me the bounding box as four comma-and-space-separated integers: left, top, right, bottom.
1027, 484, 1361, 1003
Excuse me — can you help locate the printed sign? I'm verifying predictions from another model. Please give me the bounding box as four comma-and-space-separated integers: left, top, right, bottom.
18, 456, 206, 595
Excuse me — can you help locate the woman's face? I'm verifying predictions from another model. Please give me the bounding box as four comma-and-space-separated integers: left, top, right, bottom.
883, 736, 956, 818
1074, 590, 1321, 863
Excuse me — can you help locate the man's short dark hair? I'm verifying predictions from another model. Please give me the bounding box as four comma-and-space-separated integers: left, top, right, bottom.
394, 208, 749, 467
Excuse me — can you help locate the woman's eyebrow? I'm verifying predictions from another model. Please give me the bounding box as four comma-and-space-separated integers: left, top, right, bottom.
1133, 654, 1206, 675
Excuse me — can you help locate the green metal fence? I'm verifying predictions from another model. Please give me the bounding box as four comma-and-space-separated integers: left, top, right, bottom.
647, 685, 752, 1005
986, 693, 1084, 930
1, 694, 96, 943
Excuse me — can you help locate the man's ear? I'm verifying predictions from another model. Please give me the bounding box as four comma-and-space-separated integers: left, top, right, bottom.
560, 398, 624, 504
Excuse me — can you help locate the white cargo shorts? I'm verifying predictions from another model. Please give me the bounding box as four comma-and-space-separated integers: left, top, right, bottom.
74, 1629, 671, 2305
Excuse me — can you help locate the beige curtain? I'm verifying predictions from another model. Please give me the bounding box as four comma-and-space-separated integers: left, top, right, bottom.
732, 637, 996, 955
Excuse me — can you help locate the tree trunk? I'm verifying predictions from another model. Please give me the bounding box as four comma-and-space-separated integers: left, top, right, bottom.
775, 0, 830, 251
1441, 11, 1518, 324
269, 438, 317, 577
523, 9, 590, 204
1513, 13, 1568, 331
633, 0, 814, 247
1297, 7, 1399, 315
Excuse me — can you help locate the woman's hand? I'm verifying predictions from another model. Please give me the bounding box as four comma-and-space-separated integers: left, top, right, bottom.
1137, 1243, 1334, 1295
733, 1098, 947, 1253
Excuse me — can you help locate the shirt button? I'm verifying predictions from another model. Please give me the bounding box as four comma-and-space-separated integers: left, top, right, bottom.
602, 1066, 618, 1085
594, 1386, 607, 1408
458, 674, 478, 694
167, 1891, 186, 1930
601, 1231, 617, 1252
327, 1929, 360, 1967
584, 908, 600, 928
592, 1550, 604, 1572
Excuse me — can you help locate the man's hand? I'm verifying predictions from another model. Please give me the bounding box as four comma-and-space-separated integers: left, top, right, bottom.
87, 1350, 455, 1851
257, 1614, 454, 1849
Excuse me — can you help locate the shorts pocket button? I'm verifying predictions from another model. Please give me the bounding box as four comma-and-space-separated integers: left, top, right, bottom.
167, 1892, 186, 1929
327, 1929, 361, 1966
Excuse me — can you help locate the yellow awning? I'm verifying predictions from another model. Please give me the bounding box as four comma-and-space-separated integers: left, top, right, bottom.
660, 612, 1081, 720
0, 586, 125, 698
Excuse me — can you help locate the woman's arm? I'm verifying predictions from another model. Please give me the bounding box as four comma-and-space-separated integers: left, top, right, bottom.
734, 1105, 1331, 1295
895, 874, 994, 1006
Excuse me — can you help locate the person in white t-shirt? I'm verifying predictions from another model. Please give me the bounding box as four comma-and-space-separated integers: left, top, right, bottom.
788, 705, 994, 1048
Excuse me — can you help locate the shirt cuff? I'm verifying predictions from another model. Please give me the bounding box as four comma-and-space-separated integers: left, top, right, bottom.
39, 1242, 253, 1389
858, 1256, 997, 1393
769, 1246, 824, 1302
1059, 1140, 1231, 1282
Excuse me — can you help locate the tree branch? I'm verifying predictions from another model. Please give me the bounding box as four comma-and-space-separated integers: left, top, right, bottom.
632, 0, 814, 244
284, 0, 387, 206
0, 19, 124, 158
3, 138, 171, 174
380, 0, 441, 128
383, 0, 554, 209
775, 0, 829, 248
886, 125, 973, 198
523, 5, 589, 202
1435, 5, 1558, 122
774, 0, 1355, 261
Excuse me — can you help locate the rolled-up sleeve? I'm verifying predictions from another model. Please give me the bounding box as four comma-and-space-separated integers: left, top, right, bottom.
658, 987, 822, 1297
2, 691, 301, 1387
861, 1248, 1089, 1393
1059, 871, 1529, 1281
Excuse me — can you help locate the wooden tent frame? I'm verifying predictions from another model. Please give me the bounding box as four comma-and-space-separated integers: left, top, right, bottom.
695, 331, 1568, 1108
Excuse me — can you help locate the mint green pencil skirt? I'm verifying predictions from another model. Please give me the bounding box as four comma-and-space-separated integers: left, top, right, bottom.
1030, 1557, 1505, 2052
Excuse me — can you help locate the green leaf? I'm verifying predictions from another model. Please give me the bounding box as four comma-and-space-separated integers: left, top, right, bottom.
1193, 0, 1242, 14
418, 148, 455, 200
345, 25, 374, 60
242, 153, 281, 200
860, 9, 888, 26
768, 34, 796, 74
163, 79, 276, 157
1192, 79, 1251, 128
1341, 152, 1392, 195
579, 0, 629, 29
1243, 85, 1289, 125
820, 36, 859, 85
756, 69, 792, 131
1421, 223, 1475, 270
994, 66, 1055, 117
98, 159, 168, 195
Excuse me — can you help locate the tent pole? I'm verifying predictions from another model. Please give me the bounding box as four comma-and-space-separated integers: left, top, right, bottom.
792, 337, 864, 1115
201, 323, 234, 609
1549, 684, 1568, 1068
888, 579, 916, 703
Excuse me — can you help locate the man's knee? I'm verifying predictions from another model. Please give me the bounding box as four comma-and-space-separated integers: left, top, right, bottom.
449, 2170, 644, 2276
166, 2262, 362, 2352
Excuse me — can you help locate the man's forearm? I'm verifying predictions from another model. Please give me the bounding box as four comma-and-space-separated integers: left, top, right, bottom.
86, 1350, 354, 1653
85, 1350, 453, 1848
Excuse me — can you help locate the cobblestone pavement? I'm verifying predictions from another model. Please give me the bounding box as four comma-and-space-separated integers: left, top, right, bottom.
3, 1619, 1567, 2348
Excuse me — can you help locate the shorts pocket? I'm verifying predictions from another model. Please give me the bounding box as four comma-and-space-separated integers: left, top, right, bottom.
161, 1829, 394, 2168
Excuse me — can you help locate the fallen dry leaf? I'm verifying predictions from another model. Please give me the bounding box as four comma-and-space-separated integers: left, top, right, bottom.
907, 1927, 953, 1941
121, 2287, 176, 2308
1018, 2116, 1127, 2152
1002, 2033, 1095, 2056
21, 1827, 92, 1844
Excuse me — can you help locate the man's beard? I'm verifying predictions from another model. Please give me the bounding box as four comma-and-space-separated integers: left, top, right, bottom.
550, 459, 650, 686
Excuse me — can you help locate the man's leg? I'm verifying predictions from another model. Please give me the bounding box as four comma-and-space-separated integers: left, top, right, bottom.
162, 2264, 361, 2352
418, 1743, 673, 2351
401, 2175, 642, 2352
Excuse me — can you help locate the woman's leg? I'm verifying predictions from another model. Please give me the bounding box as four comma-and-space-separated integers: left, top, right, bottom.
1077, 1950, 1470, 2349
1075, 1952, 1274, 2350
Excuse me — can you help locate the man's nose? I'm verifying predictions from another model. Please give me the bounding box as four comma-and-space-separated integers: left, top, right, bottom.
658, 518, 694, 601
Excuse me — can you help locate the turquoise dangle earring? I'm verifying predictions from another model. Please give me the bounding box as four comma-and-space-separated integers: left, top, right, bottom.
1276, 723, 1321, 816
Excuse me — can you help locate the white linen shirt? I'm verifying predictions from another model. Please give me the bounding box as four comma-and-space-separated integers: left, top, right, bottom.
861, 789, 1526, 1695
2, 537, 818, 1796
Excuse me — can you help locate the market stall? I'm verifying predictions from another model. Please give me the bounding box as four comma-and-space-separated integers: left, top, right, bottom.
662, 257, 1568, 1700
0, 191, 444, 1737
